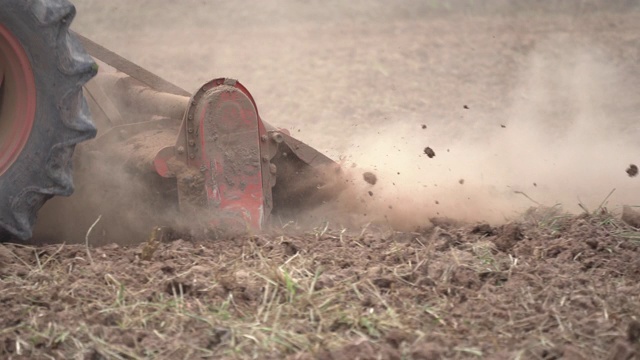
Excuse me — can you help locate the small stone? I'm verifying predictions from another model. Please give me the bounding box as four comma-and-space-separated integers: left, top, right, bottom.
622, 205, 640, 228
627, 320, 640, 343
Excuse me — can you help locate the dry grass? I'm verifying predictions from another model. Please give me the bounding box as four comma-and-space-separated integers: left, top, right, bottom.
2, 208, 640, 359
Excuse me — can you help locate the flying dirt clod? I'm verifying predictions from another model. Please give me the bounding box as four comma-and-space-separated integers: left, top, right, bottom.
362, 172, 377, 185
423, 147, 436, 158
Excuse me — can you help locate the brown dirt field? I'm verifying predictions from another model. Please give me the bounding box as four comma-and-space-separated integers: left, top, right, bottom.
3, 210, 640, 358
4, 1, 640, 359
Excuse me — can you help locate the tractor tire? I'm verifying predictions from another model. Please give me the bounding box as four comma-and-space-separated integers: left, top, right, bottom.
0, 0, 97, 240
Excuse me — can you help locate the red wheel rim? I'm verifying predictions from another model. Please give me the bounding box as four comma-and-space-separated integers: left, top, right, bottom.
0, 24, 36, 176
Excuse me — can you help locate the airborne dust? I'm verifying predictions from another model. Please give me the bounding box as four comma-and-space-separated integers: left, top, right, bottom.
32, 0, 640, 243
336, 36, 640, 230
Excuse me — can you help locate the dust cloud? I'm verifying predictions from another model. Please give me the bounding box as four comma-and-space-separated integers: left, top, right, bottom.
33, 125, 182, 246
26, 1, 640, 243
320, 37, 640, 230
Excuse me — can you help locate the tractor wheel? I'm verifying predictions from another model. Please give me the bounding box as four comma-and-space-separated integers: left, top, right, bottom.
0, 0, 97, 240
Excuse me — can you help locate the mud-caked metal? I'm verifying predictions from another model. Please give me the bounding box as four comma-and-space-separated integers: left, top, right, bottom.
153, 78, 343, 233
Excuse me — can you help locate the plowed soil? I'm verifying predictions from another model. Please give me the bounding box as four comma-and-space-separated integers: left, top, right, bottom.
4, 1, 640, 359
3, 209, 640, 359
